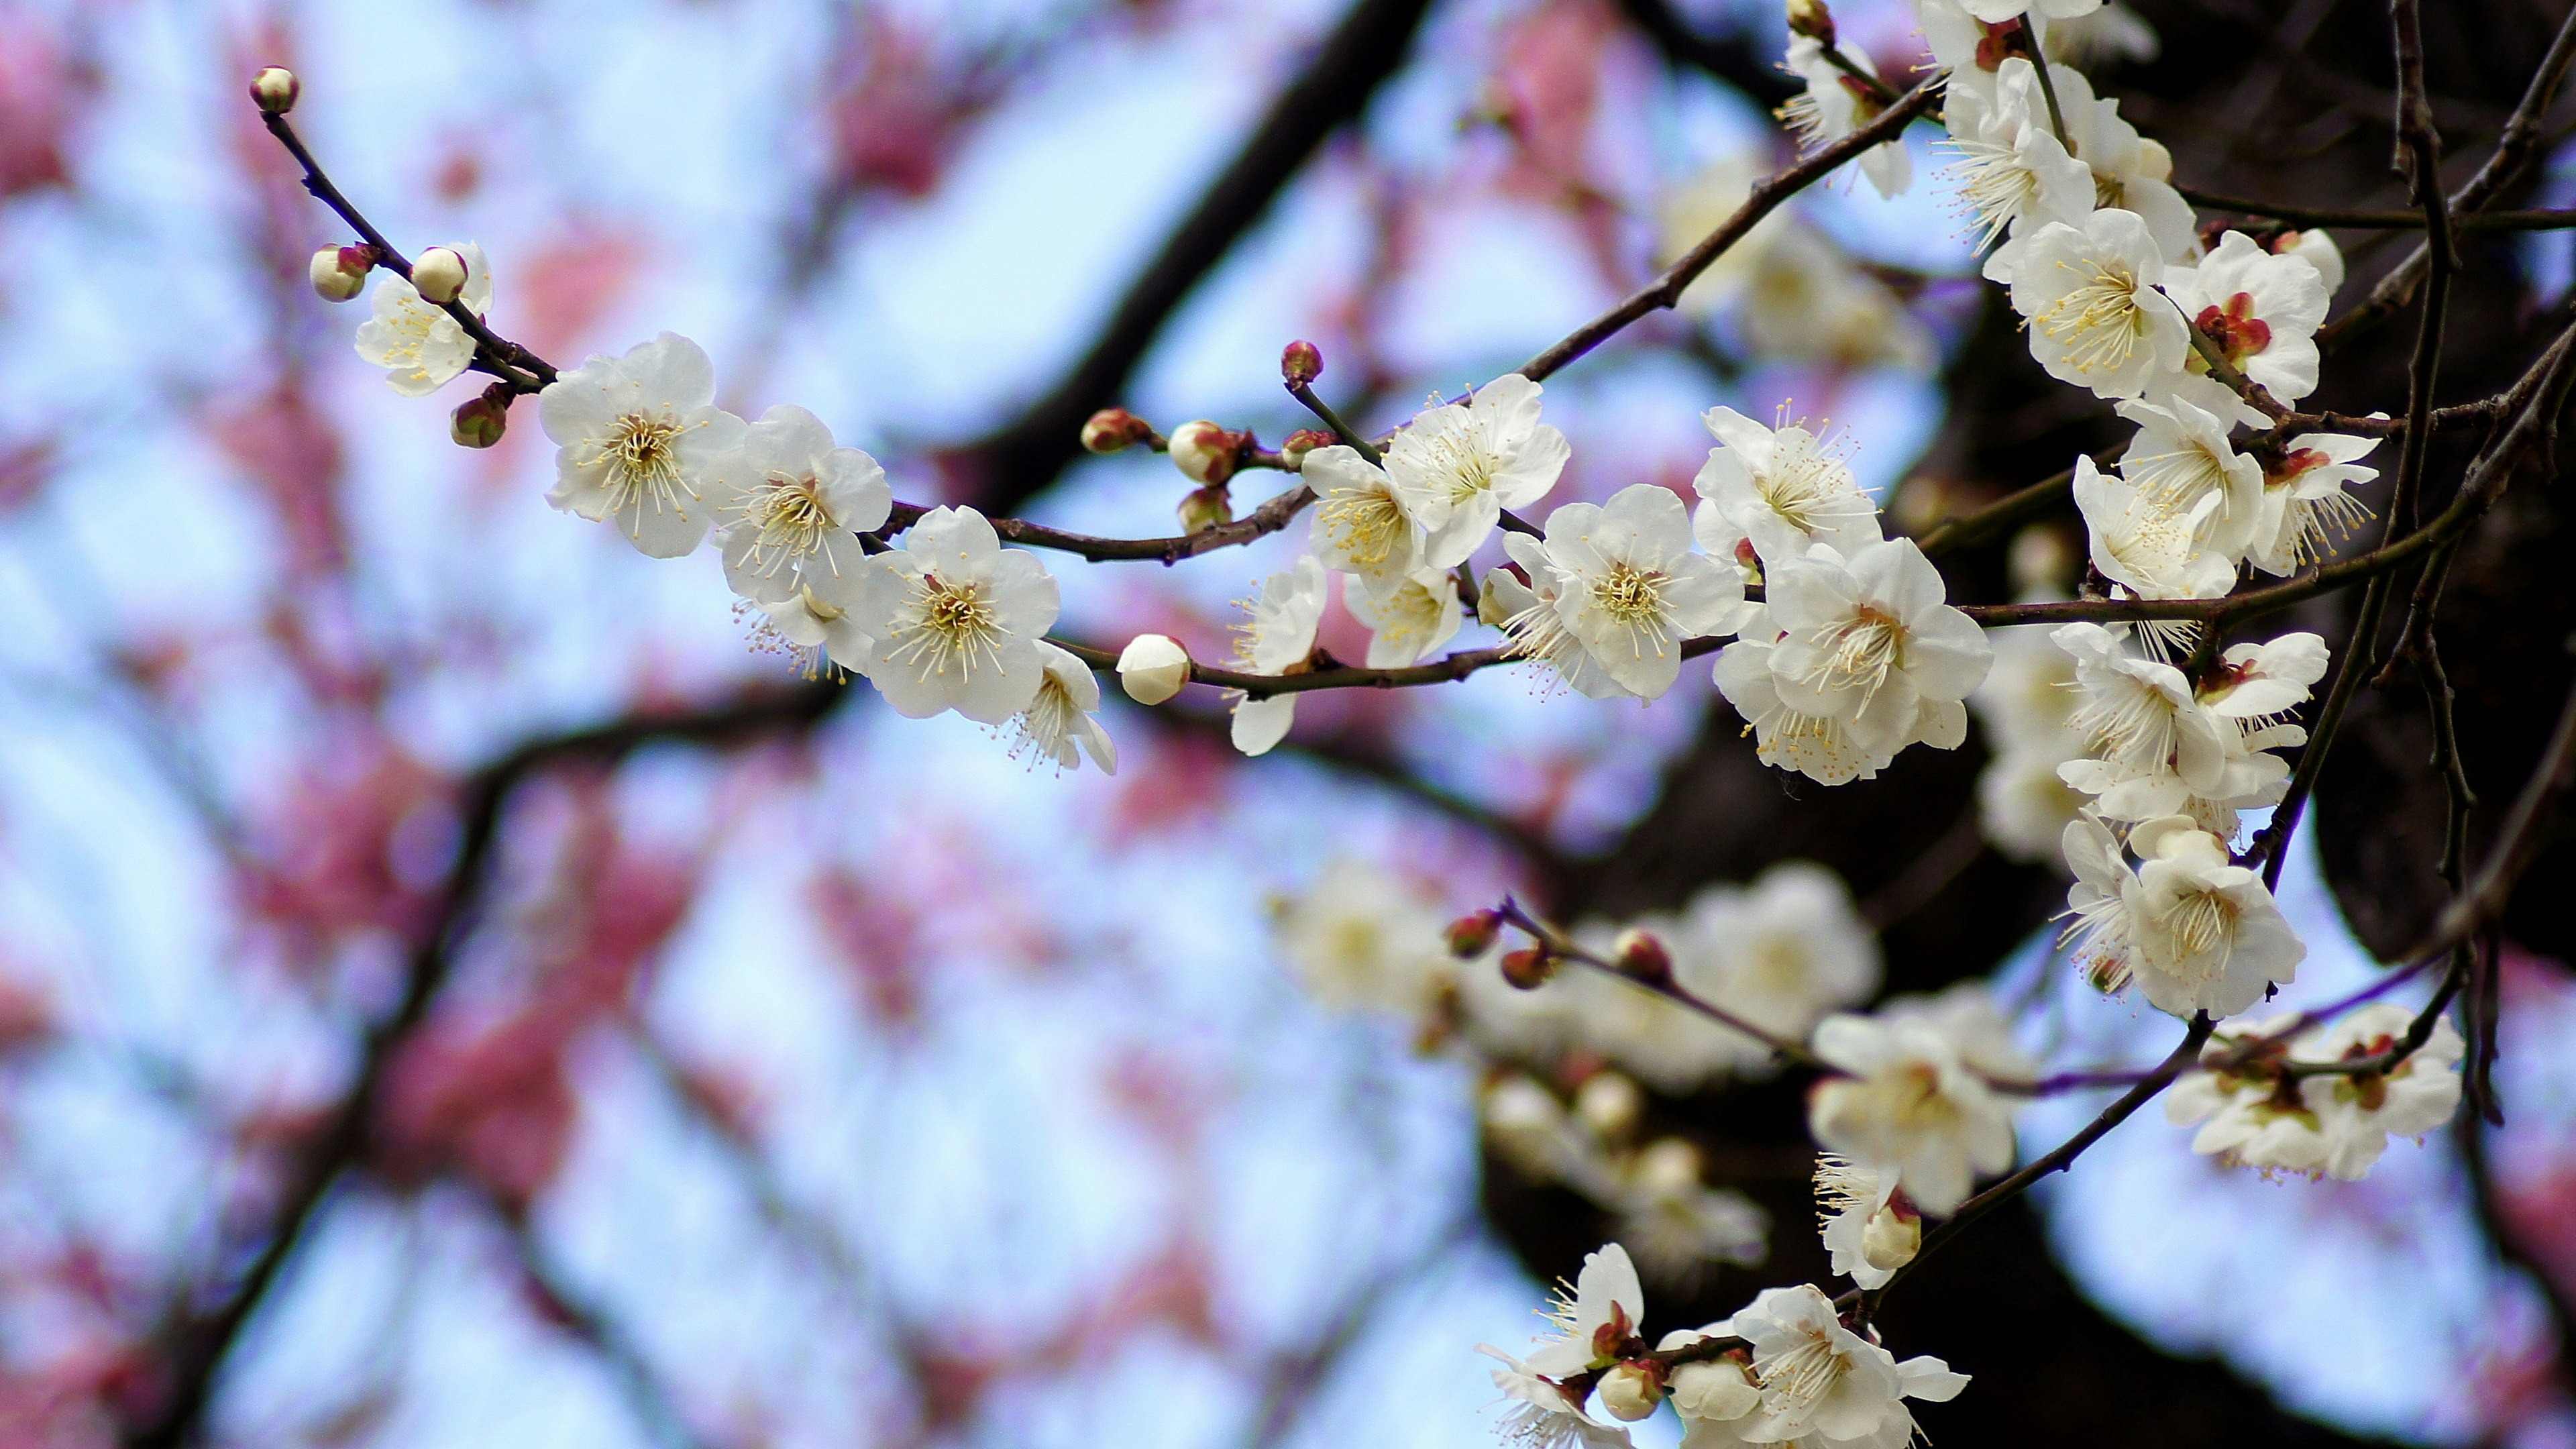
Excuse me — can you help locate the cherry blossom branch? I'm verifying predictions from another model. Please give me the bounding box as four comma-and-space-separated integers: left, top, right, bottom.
1515, 74, 1941, 383
1488, 896, 1826, 1068
881, 482, 1318, 565
2174, 186, 2576, 231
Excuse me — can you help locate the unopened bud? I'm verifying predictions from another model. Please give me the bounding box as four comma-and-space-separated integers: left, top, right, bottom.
1081, 407, 1154, 455
1611, 927, 1671, 983
1279, 427, 1335, 468
1499, 947, 1556, 990
1446, 909, 1503, 958
450, 388, 508, 449
1598, 1364, 1665, 1422
250, 66, 299, 115
1629, 1136, 1703, 1195
1167, 419, 1239, 486
1116, 633, 1192, 705
1177, 484, 1232, 535
1280, 339, 1323, 388
1785, 0, 1835, 45
308, 244, 371, 302
1574, 1071, 1642, 1140
1669, 1360, 1760, 1424
411, 246, 470, 306
1861, 1195, 1921, 1271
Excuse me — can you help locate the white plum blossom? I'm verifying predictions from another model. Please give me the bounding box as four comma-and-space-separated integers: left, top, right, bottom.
1481, 1348, 1634, 1449
1917, 0, 2050, 109
2047, 1, 2160, 65
1003, 641, 1116, 775
1305, 443, 1434, 592
1524, 1242, 1647, 1379
1969, 623, 2089, 863
1662, 159, 1937, 371
1658, 1330, 1763, 1449
740, 580, 874, 682
2119, 814, 2304, 1018
1714, 622, 1898, 787
1779, 36, 1910, 199
1945, 58, 2094, 282
2165, 1004, 2464, 1180
855, 505, 1061, 723
2199, 632, 2328, 723
2010, 208, 2190, 400
2057, 809, 2138, 991
1529, 484, 1743, 698
1675, 862, 1882, 1051
2248, 430, 2381, 576
1764, 539, 1992, 760
1730, 1284, 1968, 1448
1693, 408, 1883, 568
1271, 858, 1450, 1014
354, 240, 492, 396
2052, 62, 2196, 262
1226, 555, 1329, 755
1385, 374, 1570, 568
1346, 567, 1462, 668
1116, 633, 1192, 704
2049, 621, 2233, 814
2279, 227, 2345, 297
1963, 0, 2104, 20
1611, 1139, 1771, 1282
1814, 1155, 1919, 1291
2071, 455, 2237, 607
708, 403, 891, 603
539, 333, 750, 557
1808, 982, 2035, 1214
1490, 538, 1640, 700
2165, 229, 2331, 402
2112, 388, 2267, 564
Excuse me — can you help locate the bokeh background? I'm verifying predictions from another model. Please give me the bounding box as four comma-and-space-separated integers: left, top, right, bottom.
0, 1, 2572, 1446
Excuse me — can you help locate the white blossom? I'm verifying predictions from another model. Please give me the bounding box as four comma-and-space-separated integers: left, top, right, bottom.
1491, 539, 1639, 700
2045, 3, 2160, 66
1970, 623, 2089, 863
2010, 208, 2190, 400
2112, 386, 2267, 564
2164, 229, 2331, 402
2071, 455, 2237, 607
1714, 624, 1900, 787
2119, 814, 2304, 1018
1814, 1155, 1919, 1291
1808, 982, 2034, 1214
1116, 633, 1192, 704
1226, 555, 1329, 756
1945, 58, 2094, 281
708, 403, 891, 603
2057, 808, 2138, 991
1385, 374, 1570, 569
1962, 0, 2103, 21
1272, 858, 1450, 1014
354, 241, 492, 396
1675, 863, 1882, 1051
1305, 444, 1435, 592
1612, 1139, 1770, 1282
538, 333, 749, 557
2248, 430, 2381, 576
855, 505, 1061, 723
1779, 36, 1910, 199
1480, 1348, 1635, 1449
1346, 567, 1462, 668
1693, 408, 1884, 568
2165, 1004, 2464, 1180
1659, 1330, 1763, 1449
1662, 160, 1935, 371
2200, 632, 2328, 722
739, 582, 873, 682
1525, 1242, 1647, 1379
1765, 539, 1992, 760
2051, 62, 2196, 262
2279, 228, 2345, 297
1003, 641, 1116, 775
1731, 1283, 1968, 1447
2049, 621, 2235, 818
1530, 484, 1743, 698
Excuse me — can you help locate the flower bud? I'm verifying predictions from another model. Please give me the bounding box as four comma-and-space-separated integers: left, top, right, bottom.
411, 247, 470, 306
1499, 947, 1555, 990
1669, 1360, 1760, 1424
1280, 339, 1323, 388
309, 244, 371, 302
1081, 407, 1154, 455
1574, 1071, 1642, 1140
1784, 0, 1835, 46
1481, 1073, 1570, 1176
1177, 484, 1232, 535
250, 66, 299, 115
1279, 427, 1335, 468
1597, 1363, 1665, 1422
1167, 419, 1239, 486
1628, 1136, 1703, 1195
450, 388, 509, 449
1861, 1195, 1921, 1272
1611, 927, 1671, 983
1116, 633, 1192, 705
1445, 909, 1502, 959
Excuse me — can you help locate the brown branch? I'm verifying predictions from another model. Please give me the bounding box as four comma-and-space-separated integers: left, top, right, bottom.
2177, 185, 2576, 231
1490, 896, 1825, 1067
883, 482, 1317, 565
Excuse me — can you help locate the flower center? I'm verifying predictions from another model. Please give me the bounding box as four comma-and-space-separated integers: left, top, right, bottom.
2126, 439, 2235, 518
1803, 606, 1904, 705
1591, 561, 1668, 628
2196, 292, 2273, 365
1758, 1330, 1849, 1425
739, 473, 838, 572
592, 413, 692, 513
885, 573, 1004, 682
1319, 486, 1404, 567
1950, 137, 2042, 254
2037, 259, 2148, 375
2165, 885, 2238, 963
1760, 433, 1870, 533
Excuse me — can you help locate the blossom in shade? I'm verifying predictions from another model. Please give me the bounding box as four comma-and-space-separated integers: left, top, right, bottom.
1807, 982, 2033, 1214
2164, 1004, 2463, 1180
2009, 208, 2190, 400
1659, 1328, 1762, 1449
2164, 229, 2331, 402
1778, 35, 1910, 199
1969, 623, 2089, 863
1479, 1347, 1634, 1449
2051, 62, 2196, 263
1003, 641, 1116, 775
1693, 407, 1883, 568
1528, 484, 1743, 698
1730, 1283, 1968, 1446
1385, 374, 1570, 568
709, 403, 890, 603
1305, 443, 1435, 592
1346, 567, 1462, 668
855, 505, 1061, 722
355, 241, 493, 396
1272, 857, 1451, 1014
539, 332, 749, 557
1814, 1155, 1919, 1290
2247, 430, 2380, 576
1675, 862, 1882, 1049
1764, 539, 1992, 759
2057, 809, 2139, 991
1610, 1139, 1770, 1283
740, 582, 873, 682
1226, 555, 1328, 755
2118, 814, 2304, 1018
